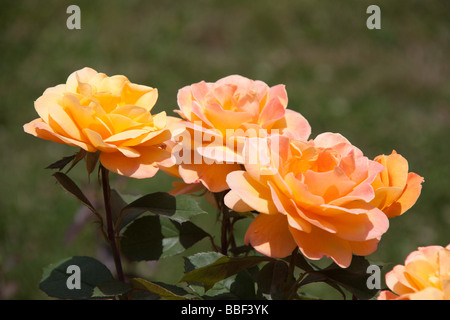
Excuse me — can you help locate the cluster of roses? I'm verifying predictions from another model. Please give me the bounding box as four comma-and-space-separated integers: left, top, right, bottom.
24, 68, 448, 300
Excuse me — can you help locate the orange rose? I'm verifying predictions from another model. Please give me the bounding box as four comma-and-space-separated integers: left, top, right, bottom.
370, 150, 424, 218
225, 133, 389, 268
378, 244, 450, 300
24, 67, 174, 179
169, 75, 311, 193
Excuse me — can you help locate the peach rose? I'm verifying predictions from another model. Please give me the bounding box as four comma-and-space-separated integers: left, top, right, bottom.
370, 150, 424, 218
378, 244, 450, 300
225, 133, 390, 268
169, 75, 311, 193
23, 67, 173, 178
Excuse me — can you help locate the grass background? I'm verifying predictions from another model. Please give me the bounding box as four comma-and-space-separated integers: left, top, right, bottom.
0, 0, 449, 299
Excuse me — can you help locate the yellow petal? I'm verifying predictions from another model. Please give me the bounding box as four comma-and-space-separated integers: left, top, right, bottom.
100, 146, 171, 179
226, 171, 278, 214
151, 111, 167, 129
135, 89, 158, 111
383, 172, 424, 217
82, 128, 117, 152
104, 129, 149, 144
47, 104, 83, 141
203, 102, 253, 134
25, 119, 95, 152
370, 186, 403, 211
34, 84, 66, 123
117, 146, 141, 158
106, 114, 142, 134
224, 190, 254, 213
374, 150, 409, 189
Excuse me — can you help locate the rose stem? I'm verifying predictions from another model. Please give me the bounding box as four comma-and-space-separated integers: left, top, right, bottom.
214, 191, 232, 255
100, 165, 125, 283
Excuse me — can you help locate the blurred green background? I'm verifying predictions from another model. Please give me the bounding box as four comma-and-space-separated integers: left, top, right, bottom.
1, 0, 449, 299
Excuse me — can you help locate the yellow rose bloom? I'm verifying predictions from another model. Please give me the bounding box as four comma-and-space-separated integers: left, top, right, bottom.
24, 67, 174, 178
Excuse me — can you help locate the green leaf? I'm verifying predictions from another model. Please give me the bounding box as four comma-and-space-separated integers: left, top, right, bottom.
182, 252, 226, 296
229, 268, 258, 300
95, 280, 132, 297
180, 254, 272, 292
183, 252, 225, 274
119, 192, 207, 229
174, 220, 210, 251
161, 219, 209, 258
65, 149, 87, 174
183, 252, 259, 299
39, 256, 114, 299
202, 276, 237, 299
300, 256, 380, 300
52, 172, 95, 213
120, 215, 163, 261
289, 252, 315, 273
130, 278, 189, 300
120, 215, 210, 261
257, 260, 290, 300
110, 189, 128, 226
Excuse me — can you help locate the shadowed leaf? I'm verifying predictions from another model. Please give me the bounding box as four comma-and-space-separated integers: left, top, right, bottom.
257, 260, 290, 300
110, 189, 128, 226
45, 154, 76, 170
95, 280, 132, 297
85, 151, 100, 176
52, 172, 95, 213
130, 278, 189, 300
300, 256, 380, 300
39, 256, 114, 299
120, 215, 210, 261
119, 192, 207, 229
65, 149, 87, 173
180, 254, 272, 292
120, 215, 163, 261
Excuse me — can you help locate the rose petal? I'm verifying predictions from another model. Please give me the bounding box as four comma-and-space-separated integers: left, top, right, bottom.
224, 190, 254, 212
47, 104, 83, 141
259, 97, 287, 128
226, 171, 278, 214
244, 213, 297, 258
349, 238, 380, 256
180, 162, 241, 193
289, 225, 353, 268
271, 109, 311, 141
168, 181, 204, 196
267, 180, 312, 233
25, 119, 95, 152
383, 172, 424, 217
82, 128, 117, 152
203, 102, 253, 133
304, 168, 356, 203
100, 146, 171, 179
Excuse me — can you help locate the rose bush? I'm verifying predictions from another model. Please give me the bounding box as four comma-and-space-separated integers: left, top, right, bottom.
23, 69, 432, 301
